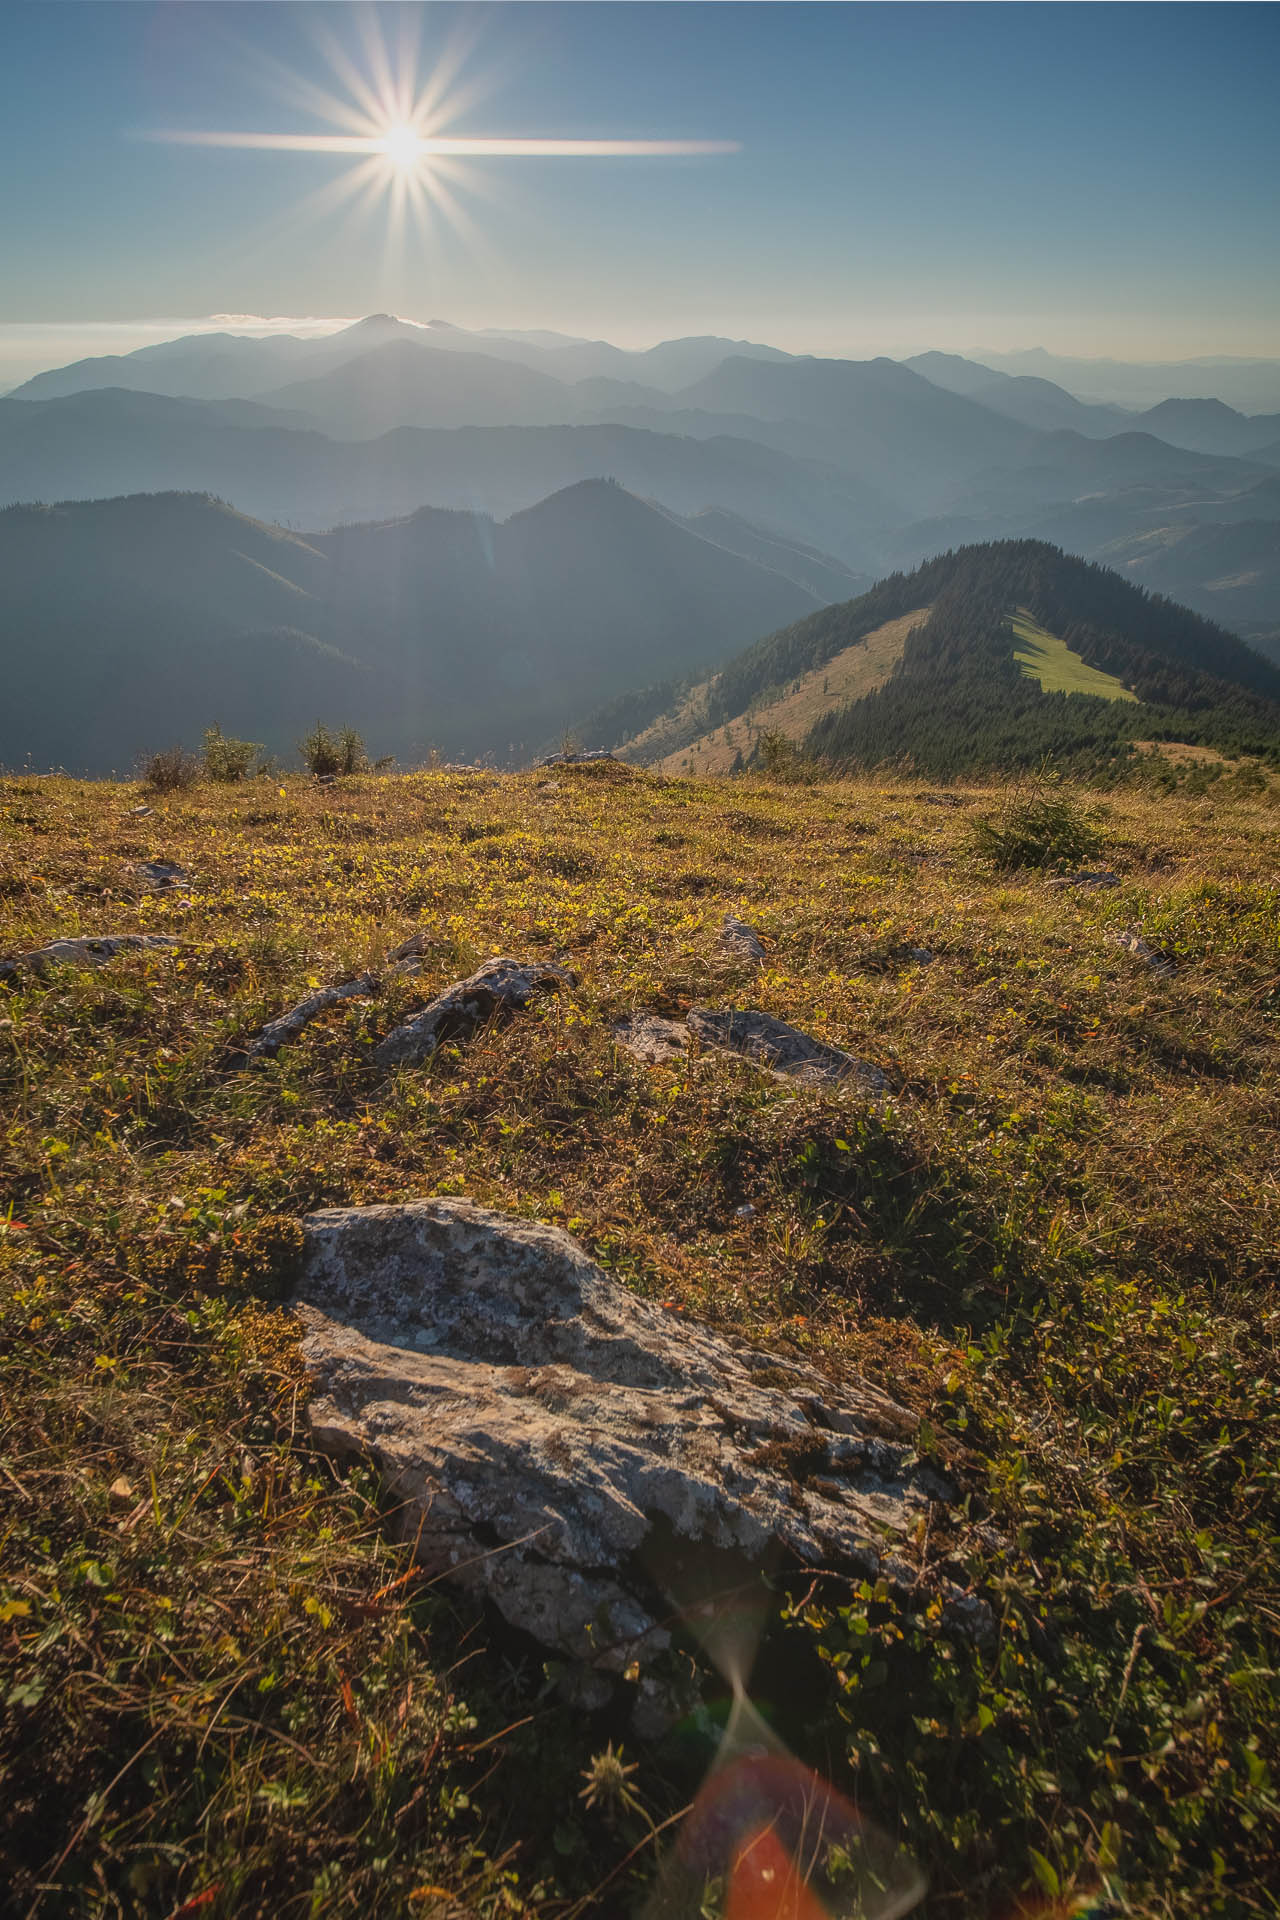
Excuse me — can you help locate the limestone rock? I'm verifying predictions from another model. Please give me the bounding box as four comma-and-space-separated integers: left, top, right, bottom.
687, 1008, 888, 1089
374, 956, 574, 1069
717, 915, 767, 965
245, 973, 380, 1061
0, 933, 182, 981
533, 748, 619, 768
615, 1005, 886, 1090
1112, 927, 1175, 976
612, 1011, 690, 1066
135, 860, 190, 892
295, 1200, 948, 1705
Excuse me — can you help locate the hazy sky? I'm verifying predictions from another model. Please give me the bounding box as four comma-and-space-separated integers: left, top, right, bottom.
3, 1, 1279, 384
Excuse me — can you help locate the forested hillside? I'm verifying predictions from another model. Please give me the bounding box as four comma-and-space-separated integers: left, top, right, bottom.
605, 541, 1280, 777
806, 542, 1280, 775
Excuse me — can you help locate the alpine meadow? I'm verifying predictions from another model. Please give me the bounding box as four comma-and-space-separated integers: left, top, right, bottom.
2, 6, 1279, 1920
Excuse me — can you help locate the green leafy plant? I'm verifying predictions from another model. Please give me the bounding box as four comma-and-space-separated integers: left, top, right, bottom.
298, 723, 368, 777
202, 725, 264, 783
753, 727, 818, 784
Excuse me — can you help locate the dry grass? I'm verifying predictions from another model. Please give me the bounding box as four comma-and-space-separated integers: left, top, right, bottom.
655, 608, 931, 776
2, 763, 1278, 1917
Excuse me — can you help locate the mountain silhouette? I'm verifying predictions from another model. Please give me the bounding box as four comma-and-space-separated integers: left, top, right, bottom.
0, 482, 824, 772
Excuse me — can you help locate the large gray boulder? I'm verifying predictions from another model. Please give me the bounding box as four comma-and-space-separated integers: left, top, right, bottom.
295, 1199, 950, 1718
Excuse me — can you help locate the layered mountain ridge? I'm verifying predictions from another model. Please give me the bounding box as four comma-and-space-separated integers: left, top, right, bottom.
5, 318, 1280, 774
0, 482, 824, 773
5, 319, 1279, 655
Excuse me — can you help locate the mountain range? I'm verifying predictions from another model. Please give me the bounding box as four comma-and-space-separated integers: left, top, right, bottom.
5, 315, 1280, 772
0, 482, 823, 774
4, 319, 1278, 658
9, 314, 792, 405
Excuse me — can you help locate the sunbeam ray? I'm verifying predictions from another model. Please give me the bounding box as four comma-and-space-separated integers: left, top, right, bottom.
139, 10, 737, 306
148, 129, 739, 158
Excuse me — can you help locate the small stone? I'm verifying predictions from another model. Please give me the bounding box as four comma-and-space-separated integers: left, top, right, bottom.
108, 1476, 134, 1506
0, 934, 182, 981
374, 956, 574, 1070
136, 860, 190, 891
387, 930, 430, 963
1112, 928, 1175, 976
717, 915, 767, 965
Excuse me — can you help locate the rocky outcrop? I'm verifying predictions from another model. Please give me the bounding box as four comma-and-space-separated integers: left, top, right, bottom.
245, 973, 381, 1060
717, 915, 767, 965
295, 1200, 950, 1717
687, 1008, 887, 1089
611, 1011, 690, 1066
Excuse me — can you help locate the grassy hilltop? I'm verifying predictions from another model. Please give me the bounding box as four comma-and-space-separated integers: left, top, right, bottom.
1, 763, 1278, 1918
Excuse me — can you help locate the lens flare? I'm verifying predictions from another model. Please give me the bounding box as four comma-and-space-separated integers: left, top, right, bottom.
140, 15, 737, 293
634, 1534, 925, 1920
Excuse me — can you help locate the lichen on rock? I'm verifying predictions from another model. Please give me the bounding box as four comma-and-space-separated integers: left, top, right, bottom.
294, 1198, 951, 1719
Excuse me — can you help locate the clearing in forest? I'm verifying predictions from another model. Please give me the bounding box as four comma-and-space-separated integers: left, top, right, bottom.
658, 605, 931, 775
1010, 605, 1139, 702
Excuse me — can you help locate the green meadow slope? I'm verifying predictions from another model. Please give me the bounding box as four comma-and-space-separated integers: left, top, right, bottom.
2, 763, 1278, 1918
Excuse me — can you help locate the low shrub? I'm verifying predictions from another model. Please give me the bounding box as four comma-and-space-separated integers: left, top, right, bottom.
299, 723, 368, 778
972, 783, 1102, 869
753, 727, 821, 784
202, 725, 265, 783
138, 745, 201, 793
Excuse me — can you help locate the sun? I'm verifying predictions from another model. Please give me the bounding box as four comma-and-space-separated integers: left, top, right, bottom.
143, 13, 738, 268
380, 123, 424, 172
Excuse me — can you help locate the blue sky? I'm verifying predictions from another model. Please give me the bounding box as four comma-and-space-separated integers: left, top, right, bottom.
2, 2, 1278, 382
